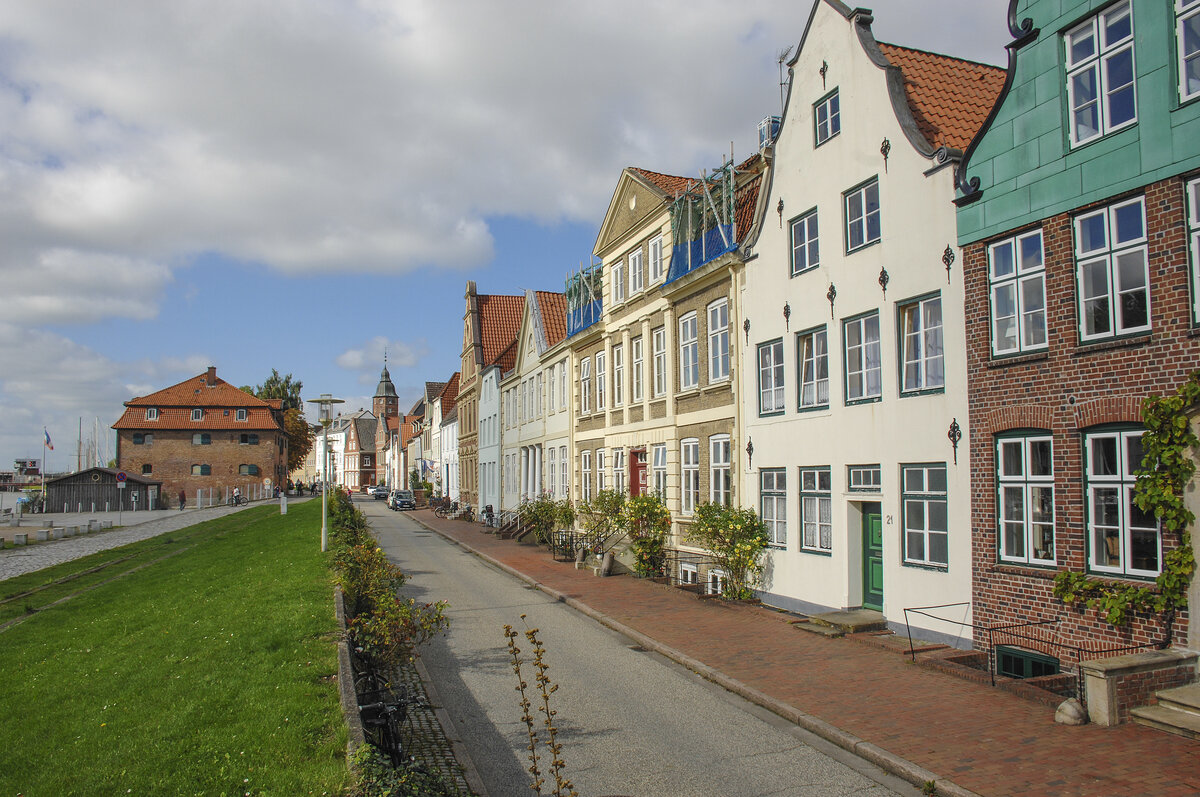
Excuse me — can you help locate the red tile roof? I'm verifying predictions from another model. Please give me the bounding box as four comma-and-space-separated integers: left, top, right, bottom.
878, 43, 1005, 152
477, 294, 525, 367
438, 372, 461, 414
113, 369, 284, 431
630, 167, 691, 197
535, 291, 568, 347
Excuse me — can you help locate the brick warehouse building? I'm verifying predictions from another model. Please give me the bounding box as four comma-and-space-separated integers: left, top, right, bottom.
113, 367, 288, 503
955, 0, 1200, 667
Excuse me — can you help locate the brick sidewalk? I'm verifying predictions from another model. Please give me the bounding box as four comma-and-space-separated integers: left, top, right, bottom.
412, 510, 1200, 797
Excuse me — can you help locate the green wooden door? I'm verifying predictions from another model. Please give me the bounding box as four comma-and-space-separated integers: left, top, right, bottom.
862, 503, 883, 611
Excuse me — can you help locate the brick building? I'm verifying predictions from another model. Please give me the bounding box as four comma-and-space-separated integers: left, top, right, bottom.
955, 0, 1200, 663
113, 367, 288, 503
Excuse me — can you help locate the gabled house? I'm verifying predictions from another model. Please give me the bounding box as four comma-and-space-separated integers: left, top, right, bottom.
434, 373, 461, 501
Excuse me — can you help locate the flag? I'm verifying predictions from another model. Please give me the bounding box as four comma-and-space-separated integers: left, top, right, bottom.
44, 428, 53, 451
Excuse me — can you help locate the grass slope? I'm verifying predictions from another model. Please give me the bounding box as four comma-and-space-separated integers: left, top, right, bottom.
0, 501, 348, 796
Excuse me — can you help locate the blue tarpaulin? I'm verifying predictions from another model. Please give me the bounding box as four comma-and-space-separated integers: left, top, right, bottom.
665, 223, 736, 286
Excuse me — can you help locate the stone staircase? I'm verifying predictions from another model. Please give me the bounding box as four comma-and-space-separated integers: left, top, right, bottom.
1131, 683, 1200, 740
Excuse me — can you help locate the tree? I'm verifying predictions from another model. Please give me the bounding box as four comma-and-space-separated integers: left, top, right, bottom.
282, 408, 314, 472
254, 369, 304, 411
685, 503, 769, 600
241, 370, 311, 473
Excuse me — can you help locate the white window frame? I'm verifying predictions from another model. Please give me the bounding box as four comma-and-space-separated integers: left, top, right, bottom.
844, 179, 880, 252
997, 434, 1056, 565
613, 259, 626, 304
679, 312, 699, 390
537, 372, 544, 418
1066, 1, 1137, 147
843, 314, 882, 403
707, 568, 727, 597
1180, 0, 1200, 103
760, 469, 786, 547
790, 209, 820, 276
707, 299, 730, 383
145, 408, 159, 421
1086, 428, 1159, 577
559, 445, 568, 497
848, 465, 881, 492
596, 448, 607, 492
758, 339, 785, 414
580, 358, 591, 414
681, 438, 699, 515
191, 408, 203, 422
800, 467, 832, 553
680, 562, 699, 585
547, 365, 556, 414
613, 448, 626, 494
989, 230, 1048, 356
797, 327, 829, 409
652, 443, 668, 499
814, 88, 841, 146
1075, 196, 1151, 341
902, 464, 949, 567
560, 359, 568, 409
632, 336, 644, 402
581, 450, 592, 502
652, 327, 667, 397
629, 248, 644, 294
595, 351, 607, 411
236, 408, 247, 422
709, 435, 730, 505
612, 343, 624, 407
1188, 177, 1200, 325
650, 235, 665, 283
900, 296, 945, 393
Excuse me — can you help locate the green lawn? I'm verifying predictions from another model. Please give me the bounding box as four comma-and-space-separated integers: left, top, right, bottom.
0, 501, 349, 796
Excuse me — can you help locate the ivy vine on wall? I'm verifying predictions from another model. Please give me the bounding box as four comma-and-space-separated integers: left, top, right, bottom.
1053, 371, 1199, 627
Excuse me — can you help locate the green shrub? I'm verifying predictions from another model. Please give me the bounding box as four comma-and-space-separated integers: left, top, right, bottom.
686, 503, 769, 600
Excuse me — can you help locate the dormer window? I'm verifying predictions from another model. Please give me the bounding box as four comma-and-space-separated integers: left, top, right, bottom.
236, 409, 248, 422
145, 408, 159, 421
191, 408, 203, 421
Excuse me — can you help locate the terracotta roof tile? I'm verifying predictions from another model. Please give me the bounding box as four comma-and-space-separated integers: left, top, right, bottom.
438, 372, 461, 414
113, 407, 282, 431
629, 167, 690, 197
113, 370, 284, 431
535, 291, 568, 347
126, 370, 276, 409
878, 43, 1004, 152
477, 294, 525, 367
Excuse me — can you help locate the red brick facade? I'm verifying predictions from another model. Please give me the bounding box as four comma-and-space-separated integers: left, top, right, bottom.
965, 176, 1198, 656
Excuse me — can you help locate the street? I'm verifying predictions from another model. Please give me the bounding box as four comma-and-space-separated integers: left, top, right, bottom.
363, 500, 917, 797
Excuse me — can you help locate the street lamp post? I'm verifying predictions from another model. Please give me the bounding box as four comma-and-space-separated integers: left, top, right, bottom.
307, 394, 344, 552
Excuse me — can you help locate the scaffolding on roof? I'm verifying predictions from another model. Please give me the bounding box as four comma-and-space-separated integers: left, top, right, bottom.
665, 153, 741, 285
565, 262, 603, 338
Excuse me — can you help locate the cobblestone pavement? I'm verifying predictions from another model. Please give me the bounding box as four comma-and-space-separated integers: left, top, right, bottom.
394, 657, 475, 795
0, 498, 308, 580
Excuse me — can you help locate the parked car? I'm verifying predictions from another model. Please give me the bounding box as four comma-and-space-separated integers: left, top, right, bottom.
368, 485, 388, 499
389, 489, 415, 510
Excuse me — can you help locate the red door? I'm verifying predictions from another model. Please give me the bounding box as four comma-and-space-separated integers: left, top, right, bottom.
630, 448, 647, 496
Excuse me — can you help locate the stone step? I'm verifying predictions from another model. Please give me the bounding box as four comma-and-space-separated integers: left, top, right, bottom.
810, 608, 888, 634
1155, 682, 1200, 718
1130, 703, 1200, 740
791, 619, 845, 638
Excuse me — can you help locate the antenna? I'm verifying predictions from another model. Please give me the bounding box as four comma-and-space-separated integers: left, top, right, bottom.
777, 45, 793, 113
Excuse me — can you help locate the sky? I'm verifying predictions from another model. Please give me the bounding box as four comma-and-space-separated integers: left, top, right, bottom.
0, 0, 1011, 472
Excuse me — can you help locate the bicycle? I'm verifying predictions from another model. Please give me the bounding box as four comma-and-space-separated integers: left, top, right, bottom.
227, 494, 247, 506
358, 685, 427, 768
433, 500, 457, 519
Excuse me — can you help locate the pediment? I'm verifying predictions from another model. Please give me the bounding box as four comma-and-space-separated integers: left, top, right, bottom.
594, 170, 672, 259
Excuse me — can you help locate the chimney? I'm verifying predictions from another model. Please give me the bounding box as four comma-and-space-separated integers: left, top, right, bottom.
206, 366, 217, 386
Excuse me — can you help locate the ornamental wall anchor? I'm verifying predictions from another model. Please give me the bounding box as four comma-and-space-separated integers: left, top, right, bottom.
783, 301, 791, 330
943, 245, 955, 284
743, 318, 751, 345
880, 137, 891, 172
948, 418, 962, 465
826, 283, 837, 319
878, 266, 889, 297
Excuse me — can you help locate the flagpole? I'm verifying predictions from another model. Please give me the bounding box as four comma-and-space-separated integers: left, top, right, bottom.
41, 432, 47, 514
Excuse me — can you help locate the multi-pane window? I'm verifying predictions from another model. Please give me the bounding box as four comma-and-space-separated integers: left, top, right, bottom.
613, 448, 626, 494
132, 433, 153, 445
848, 465, 881, 492
760, 469, 786, 547
997, 434, 1056, 565
145, 408, 158, 421
580, 358, 591, 413
547, 365, 556, 414
709, 435, 731, 505
191, 408, 203, 421
1076, 197, 1150, 341
800, 468, 832, 553
679, 312, 699, 390
191, 464, 211, 476
559, 445, 568, 497
1066, 1, 1136, 146
902, 464, 948, 567
680, 563, 698, 586
844, 179, 880, 251
844, 314, 881, 402
612, 344, 625, 407
814, 89, 841, 146
1181, 0, 1200, 102
536, 372, 544, 417
758, 339, 785, 414
707, 569, 727, 597
236, 409, 247, 421
596, 351, 607, 410
989, 230, 1047, 355
1086, 428, 1159, 577
708, 299, 730, 382
1188, 178, 1200, 324
791, 210, 819, 276
548, 447, 557, 499
681, 438, 699, 515
797, 328, 828, 408
596, 448, 607, 491
193, 433, 212, 445
142, 464, 152, 474
652, 327, 667, 397
630, 249, 644, 294
650, 235, 664, 283
581, 451, 592, 502
560, 359, 568, 409
239, 464, 260, 476
632, 336, 644, 402
613, 259, 626, 304
900, 296, 944, 393
652, 444, 668, 499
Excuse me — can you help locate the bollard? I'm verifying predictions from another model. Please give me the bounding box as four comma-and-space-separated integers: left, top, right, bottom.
42, 519, 52, 528
63, 526, 75, 538
14, 533, 27, 546
50, 528, 63, 540
89, 520, 99, 532
36, 529, 49, 541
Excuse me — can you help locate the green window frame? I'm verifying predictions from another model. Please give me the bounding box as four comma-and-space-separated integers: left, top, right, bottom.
843, 177, 880, 253
760, 468, 786, 547
797, 326, 829, 409
902, 463, 948, 568
800, 467, 832, 553
898, 294, 944, 394
814, 88, 841, 147
790, 208, 820, 276
996, 646, 1060, 680
758, 338, 785, 415
843, 312, 881, 404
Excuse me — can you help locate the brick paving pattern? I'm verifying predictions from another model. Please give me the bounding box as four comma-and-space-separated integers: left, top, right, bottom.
393, 657, 475, 795
414, 510, 1200, 797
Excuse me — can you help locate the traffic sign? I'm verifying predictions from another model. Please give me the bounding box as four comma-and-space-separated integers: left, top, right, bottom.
116, 471, 127, 483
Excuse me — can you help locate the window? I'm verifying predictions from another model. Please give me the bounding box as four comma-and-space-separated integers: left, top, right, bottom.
630, 249, 644, 294
681, 438, 699, 514
709, 435, 730, 505
761, 469, 786, 547
596, 448, 607, 491
536, 372, 544, 417
844, 179, 880, 251
581, 357, 591, 413
708, 299, 730, 382
1066, 1, 1136, 146
1181, 0, 1200, 102
595, 351, 607, 411
1188, 178, 1200, 324
191, 464, 211, 476
548, 448, 557, 499
800, 468, 832, 553
797, 328, 829, 408
239, 464, 260, 476
989, 230, 1047, 355
997, 646, 1060, 680
848, 465, 881, 492
997, 434, 1056, 565
560, 359, 567, 409
191, 408, 203, 421
581, 451, 592, 502
814, 89, 840, 146
132, 433, 153, 445
1076, 197, 1150, 341
652, 444, 668, 499
680, 563, 698, 586
652, 327, 667, 397
902, 464, 948, 567
679, 313, 699, 390
192, 433, 211, 445
240, 433, 259, 445
236, 408, 247, 422
844, 314, 881, 402
900, 296, 944, 393
650, 235, 664, 283
758, 339, 785, 414
560, 445, 568, 497
632, 337, 644, 402
145, 408, 158, 421
547, 366, 556, 414
612, 344, 624, 406
790, 210, 820, 275
1086, 428, 1158, 576
141, 464, 152, 474
613, 448, 626, 494
613, 259, 626, 304
707, 569, 727, 596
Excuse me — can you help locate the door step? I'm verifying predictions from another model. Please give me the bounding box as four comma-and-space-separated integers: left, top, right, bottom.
1131, 682, 1200, 739
793, 609, 888, 638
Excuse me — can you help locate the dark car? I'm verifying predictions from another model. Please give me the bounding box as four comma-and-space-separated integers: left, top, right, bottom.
390, 489, 416, 510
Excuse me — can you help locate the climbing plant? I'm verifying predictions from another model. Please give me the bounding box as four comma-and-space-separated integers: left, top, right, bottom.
1054, 371, 1199, 626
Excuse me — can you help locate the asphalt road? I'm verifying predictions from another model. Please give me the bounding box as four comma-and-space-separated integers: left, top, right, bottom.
363, 500, 918, 797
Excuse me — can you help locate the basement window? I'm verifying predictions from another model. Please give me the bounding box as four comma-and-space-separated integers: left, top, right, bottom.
996, 646, 1060, 679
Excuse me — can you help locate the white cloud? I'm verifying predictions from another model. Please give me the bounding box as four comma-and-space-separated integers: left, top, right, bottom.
336, 336, 427, 377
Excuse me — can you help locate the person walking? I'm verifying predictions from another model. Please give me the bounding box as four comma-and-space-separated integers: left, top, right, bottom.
178, 489, 186, 511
